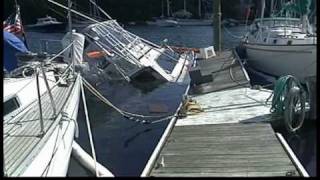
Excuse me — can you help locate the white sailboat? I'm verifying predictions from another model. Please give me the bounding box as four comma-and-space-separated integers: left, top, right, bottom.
3, 1, 85, 176
173, 0, 212, 26
241, 0, 317, 82
146, 0, 178, 27
146, 0, 212, 27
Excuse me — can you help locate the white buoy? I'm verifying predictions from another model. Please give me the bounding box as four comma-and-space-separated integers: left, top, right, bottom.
71, 141, 114, 177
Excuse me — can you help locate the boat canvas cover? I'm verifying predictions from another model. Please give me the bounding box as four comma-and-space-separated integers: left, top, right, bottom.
3, 31, 28, 72
61, 31, 85, 64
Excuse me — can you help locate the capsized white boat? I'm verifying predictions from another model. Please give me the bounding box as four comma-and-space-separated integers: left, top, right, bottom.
82, 20, 194, 82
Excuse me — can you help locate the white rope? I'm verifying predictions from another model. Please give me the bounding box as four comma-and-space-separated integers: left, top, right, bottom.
223, 24, 244, 39
81, 77, 175, 124
80, 77, 99, 177
47, 41, 75, 63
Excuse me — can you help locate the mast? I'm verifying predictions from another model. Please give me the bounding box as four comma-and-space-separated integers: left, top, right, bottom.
184, 0, 186, 12
67, 0, 74, 74
213, 0, 222, 54
270, 0, 274, 16
260, 0, 265, 21
161, 0, 164, 17
167, 0, 170, 17
68, 0, 72, 34
198, 0, 201, 18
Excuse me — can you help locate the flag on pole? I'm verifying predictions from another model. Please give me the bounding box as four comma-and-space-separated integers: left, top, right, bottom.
3, 5, 28, 48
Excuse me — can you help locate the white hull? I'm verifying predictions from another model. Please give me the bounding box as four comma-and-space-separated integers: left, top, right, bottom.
244, 43, 317, 82
176, 19, 212, 26
146, 19, 178, 27
21, 75, 81, 176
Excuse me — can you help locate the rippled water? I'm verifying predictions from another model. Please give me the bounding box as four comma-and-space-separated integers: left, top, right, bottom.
25, 25, 316, 177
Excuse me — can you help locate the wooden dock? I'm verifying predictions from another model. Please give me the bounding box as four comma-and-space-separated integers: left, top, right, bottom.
141, 50, 307, 177
149, 123, 299, 177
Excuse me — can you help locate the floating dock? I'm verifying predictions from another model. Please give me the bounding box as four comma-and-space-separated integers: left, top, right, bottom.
149, 123, 299, 177
141, 50, 308, 177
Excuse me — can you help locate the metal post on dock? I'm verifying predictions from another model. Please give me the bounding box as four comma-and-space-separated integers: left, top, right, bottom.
213, 0, 222, 55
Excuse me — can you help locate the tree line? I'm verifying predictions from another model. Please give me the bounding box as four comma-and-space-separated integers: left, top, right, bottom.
4, 0, 316, 24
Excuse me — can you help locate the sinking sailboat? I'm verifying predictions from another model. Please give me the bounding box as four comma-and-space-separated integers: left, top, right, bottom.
82, 20, 194, 82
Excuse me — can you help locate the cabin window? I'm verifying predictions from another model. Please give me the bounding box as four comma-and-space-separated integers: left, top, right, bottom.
273, 39, 277, 44
287, 40, 293, 45
4, 97, 20, 116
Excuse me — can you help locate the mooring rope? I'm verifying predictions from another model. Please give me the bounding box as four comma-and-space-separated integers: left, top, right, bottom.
222, 24, 245, 39
81, 77, 175, 124
80, 77, 99, 177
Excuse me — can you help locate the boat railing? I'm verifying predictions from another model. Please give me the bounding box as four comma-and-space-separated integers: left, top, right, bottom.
39, 39, 63, 54
83, 20, 157, 78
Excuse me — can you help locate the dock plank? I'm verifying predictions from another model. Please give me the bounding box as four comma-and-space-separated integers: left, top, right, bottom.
149, 123, 299, 177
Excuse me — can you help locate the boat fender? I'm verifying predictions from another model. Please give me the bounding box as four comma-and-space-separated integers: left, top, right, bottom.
86, 50, 114, 59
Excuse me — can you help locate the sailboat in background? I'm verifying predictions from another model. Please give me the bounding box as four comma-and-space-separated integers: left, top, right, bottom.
241, 0, 316, 82
173, 0, 212, 26
147, 0, 212, 27
146, 0, 178, 27
71, 0, 106, 31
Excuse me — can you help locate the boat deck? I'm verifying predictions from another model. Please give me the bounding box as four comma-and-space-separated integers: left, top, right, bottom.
142, 50, 305, 177
3, 78, 76, 176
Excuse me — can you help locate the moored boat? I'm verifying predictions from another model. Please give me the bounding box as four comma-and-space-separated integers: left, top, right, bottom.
25, 15, 66, 33
3, 2, 85, 176
241, 0, 317, 82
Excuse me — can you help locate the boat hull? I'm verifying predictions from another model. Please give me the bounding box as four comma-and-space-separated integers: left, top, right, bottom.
25, 23, 66, 33
244, 43, 316, 82
146, 20, 178, 27
21, 75, 81, 176
176, 19, 212, 26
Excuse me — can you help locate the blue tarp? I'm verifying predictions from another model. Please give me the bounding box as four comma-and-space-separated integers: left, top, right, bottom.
3, 31, 28, 72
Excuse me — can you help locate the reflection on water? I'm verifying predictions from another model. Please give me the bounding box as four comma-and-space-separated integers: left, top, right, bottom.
25, 25, 316, 177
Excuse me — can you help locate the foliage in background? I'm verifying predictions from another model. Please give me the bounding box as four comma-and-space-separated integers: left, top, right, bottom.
3, 0, 316, 24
